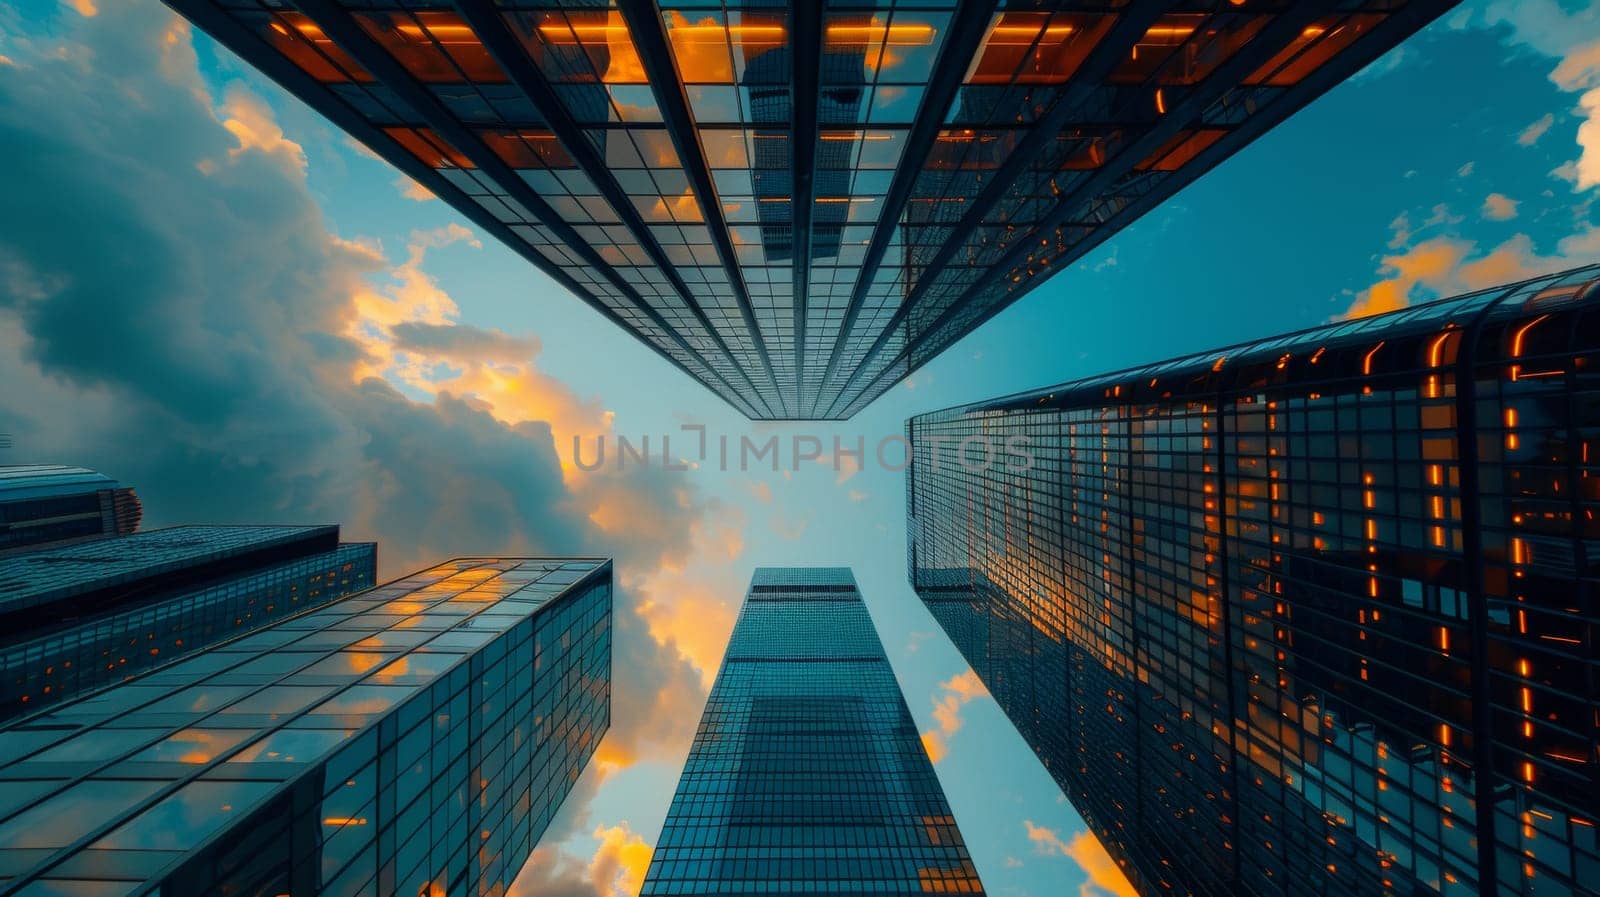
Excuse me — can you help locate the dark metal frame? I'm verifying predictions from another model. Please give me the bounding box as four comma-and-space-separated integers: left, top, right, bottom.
807, 0, 999, 418
455, 1, 783, 416
829, 1, 1452, 419
617, 0, 785, 410
790, 5, 823, 415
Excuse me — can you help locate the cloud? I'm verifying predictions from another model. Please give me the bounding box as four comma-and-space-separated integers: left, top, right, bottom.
215, 86, 306, 174
1344, 214, 1600, 319
919, 669, 987, 764
395, 174, 435, 201
587, 823, 654, 897
1422, 204, 1464, 228
746, 480, 773, 504
1566, 84, 1600, 190
1459, 6, 1600, 191
1456, 161, 1475, 177
509, 823, 651, 897
389, 320, 539, 363
1024, 820, 1072, 855
1023, 822, 1137, 897
930, 669, 987, 736
1519, 112, 1556, 146
1482, 193, 1520, 221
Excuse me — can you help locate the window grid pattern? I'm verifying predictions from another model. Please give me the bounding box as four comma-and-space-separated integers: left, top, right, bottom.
642, 567, 984, 896
908, 266, 1600, 897
168, 0, 1453, 419
823, 2, 1441, 418
0, 470, 141, 553
1, 543, 377, 722
0, 558, 611, 897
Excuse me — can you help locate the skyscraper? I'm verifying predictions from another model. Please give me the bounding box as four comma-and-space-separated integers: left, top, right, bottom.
0, 464, 142, 554
906, 265, 1600, 896
641, 567, 985, 896
0, 525, 377, 719
161, 0, 1453, 418
0, 556, 611, 897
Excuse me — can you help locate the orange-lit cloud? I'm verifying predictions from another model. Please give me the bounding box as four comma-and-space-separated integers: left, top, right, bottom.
920, 669, 987, 764
1344, 221, 1600, 320
1023, 822, 1137, 897
630, 555, 740, 689
396, 175, 435, 201
1482, 193, 1519, 221
336, 224, 616, 478
588, 823, 653, 897
931, 669, 986, 736
1344, 236, 1471, 319
214, 88, 307, 174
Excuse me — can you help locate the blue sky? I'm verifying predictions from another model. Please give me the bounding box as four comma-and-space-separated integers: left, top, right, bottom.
3, 2, 1599, 896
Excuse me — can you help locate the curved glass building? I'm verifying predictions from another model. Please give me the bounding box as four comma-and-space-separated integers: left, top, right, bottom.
909, 265, 1600, 897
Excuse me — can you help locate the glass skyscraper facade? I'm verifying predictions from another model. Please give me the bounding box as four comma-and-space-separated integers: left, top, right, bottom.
161, 0, 1451, 419
0, 526, 377, 720
0, 557, 611, 897
641, 567, 984, 896
0, 465, 142, 555
908, 265, 1600, 897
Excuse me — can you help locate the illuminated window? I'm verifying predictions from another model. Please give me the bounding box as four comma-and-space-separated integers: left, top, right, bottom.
823, 13, 944, 83
383, 127, 476, 169
965, 13, 1114, 85
355, 12, 507, 84
479, 129, 574, 170
1110, 14, 1269, 87
662, 11, 788, 85
260, 12, 371, 84
508, 10, 647, 85
1245, 16, 1386, 87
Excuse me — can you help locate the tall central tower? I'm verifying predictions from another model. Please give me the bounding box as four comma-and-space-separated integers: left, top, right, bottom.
642, 567, 985, 896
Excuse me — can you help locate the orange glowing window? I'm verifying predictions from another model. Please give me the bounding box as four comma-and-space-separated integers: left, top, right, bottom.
1245, 15, 1385, 87
663, 12, 787, 84
1111, 14, 1270, 86
384, 127, 476, 170
263, 13, 371, 84
825, 19, 935, 47
1134, 128, 1227, 171
479, 129, 575, 170
966, 12, 1113, 85
836, 14, 946, 80
512, 11, 648, 85
356, 12, 507, 83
